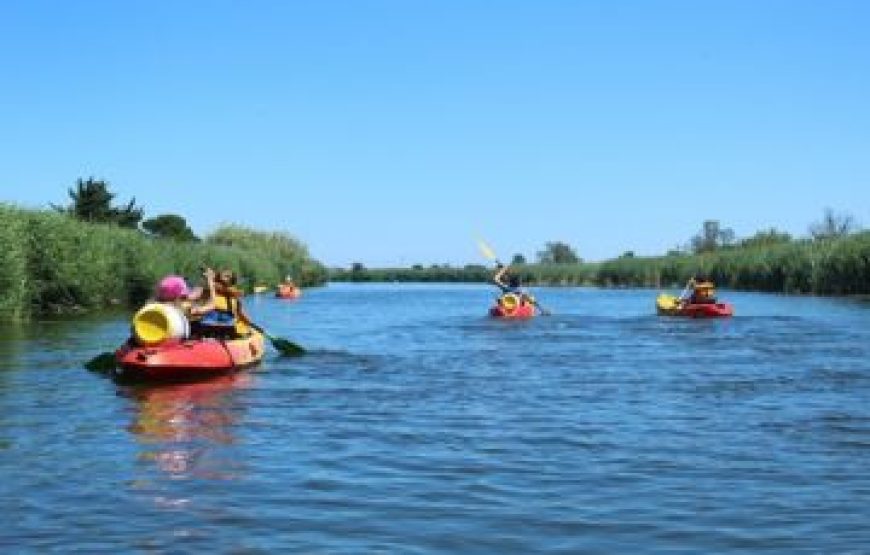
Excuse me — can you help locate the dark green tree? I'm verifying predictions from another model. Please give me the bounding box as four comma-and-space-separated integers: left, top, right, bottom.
809, 208, 858, 240
691, 220, 735, 253
537, 241, 580, 264
142, 214, 199, 242
511, 253, 527, 265
53, 177, 143, 228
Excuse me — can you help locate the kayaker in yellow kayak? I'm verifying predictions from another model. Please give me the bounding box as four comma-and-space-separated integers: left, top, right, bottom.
679, 274, 718, 306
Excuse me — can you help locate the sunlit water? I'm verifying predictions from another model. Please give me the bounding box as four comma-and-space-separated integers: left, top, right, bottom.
2, 284, 869, 552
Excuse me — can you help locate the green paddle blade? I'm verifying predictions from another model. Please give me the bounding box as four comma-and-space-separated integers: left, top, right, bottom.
270, 336, 306, 356
85, 351, 117, 372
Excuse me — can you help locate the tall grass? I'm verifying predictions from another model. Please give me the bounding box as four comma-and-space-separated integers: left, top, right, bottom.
0, 204, 327, 320
332, 234, 870, 295
206, 224, 328, 286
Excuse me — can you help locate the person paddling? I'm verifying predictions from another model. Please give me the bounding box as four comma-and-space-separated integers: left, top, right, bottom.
493, 263, 536, 311
679, 273, 718, 306
494, 263, 523, 294
198, 269, 254, 339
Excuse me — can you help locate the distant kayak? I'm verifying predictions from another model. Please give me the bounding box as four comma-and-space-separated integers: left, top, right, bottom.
114, 333, 265, 382
253, 285, 269, 294
276, 284, 301, 299
490, 293, 536, 319
656, 293, 733, 318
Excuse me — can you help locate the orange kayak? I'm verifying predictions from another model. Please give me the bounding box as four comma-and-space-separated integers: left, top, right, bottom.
489, 293, 536, 319
115, 333, 265, 382
276, 285, 301, 299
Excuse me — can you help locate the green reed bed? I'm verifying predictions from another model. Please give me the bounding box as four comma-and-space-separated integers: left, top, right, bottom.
333, 234, 870, 295
0, 204, 327, 320
596, 234, 870, 294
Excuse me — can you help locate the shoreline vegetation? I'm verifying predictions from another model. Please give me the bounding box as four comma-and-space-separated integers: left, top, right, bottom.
331, 231, 870, 296
0, 203, 327, 321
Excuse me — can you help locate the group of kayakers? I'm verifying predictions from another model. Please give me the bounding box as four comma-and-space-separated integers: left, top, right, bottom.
491, 263, 722, 319
148, 263, 721, 330
98, 258, 730, 382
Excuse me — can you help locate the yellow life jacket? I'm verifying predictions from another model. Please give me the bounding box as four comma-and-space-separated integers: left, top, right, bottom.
212, 292, 250, 336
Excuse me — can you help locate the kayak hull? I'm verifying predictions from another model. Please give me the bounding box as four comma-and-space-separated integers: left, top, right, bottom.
276, 285, 301, 299
656, 294, 733, 318
489, 303, 536, 319
115, 333, 265, 382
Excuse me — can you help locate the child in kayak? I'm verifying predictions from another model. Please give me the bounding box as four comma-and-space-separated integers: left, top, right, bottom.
155, 272, 215, 315
194, 268, 254, 339
679, 274, 718, 306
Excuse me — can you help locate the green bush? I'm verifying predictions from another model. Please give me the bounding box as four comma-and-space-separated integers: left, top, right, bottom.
0, 204, 327, 320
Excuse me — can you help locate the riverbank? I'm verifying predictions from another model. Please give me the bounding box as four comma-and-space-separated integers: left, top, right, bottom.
0, 204, 327, 321
332, 232, 870, 295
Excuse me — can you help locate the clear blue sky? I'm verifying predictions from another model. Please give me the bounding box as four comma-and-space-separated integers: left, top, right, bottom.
2, 1, 868, 267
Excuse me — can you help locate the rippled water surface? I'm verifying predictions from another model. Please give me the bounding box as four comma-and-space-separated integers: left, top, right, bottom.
2, 284, 870, 552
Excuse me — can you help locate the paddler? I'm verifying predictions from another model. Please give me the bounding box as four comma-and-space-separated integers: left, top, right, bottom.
194, 268, 254, 339
679, 273, 718, 306
493, 263, 534, 310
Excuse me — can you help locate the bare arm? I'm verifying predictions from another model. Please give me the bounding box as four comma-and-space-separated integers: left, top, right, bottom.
678, 278, 696, 302
189, 268, 217, 315
493, 264, 511, 291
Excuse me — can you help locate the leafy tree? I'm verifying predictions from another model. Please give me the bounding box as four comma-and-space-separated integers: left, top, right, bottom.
537, 241, 580, 264
511, 253, 527, 265
620, 251, 635, 258
809, 208, 858, 240
351, 262, 366, 273
740, 228, 792, 248
52, 177, 143, 228
691, 220, 735, 253
142, 214, 199, 242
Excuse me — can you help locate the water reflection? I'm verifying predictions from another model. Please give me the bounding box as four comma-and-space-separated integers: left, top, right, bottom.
121, 374, 253, 479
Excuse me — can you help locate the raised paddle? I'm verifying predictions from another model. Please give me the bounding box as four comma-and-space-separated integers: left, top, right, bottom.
247, 322, 305, 356
476, 238, 552, 316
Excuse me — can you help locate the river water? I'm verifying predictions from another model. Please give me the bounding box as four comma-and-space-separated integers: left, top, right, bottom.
1, 283, 869, 553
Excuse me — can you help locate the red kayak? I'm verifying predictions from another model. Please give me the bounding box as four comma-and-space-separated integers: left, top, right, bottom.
490, 293, 537, 319
115, 333, 265, 382
656, 294, 734, 318
276, 284, 301, 299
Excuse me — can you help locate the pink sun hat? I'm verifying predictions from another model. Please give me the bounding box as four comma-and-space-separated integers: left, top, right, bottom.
156, 275, 190, 301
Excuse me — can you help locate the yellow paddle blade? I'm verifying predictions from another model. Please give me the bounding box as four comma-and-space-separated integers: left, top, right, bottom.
476, 238, 498, 261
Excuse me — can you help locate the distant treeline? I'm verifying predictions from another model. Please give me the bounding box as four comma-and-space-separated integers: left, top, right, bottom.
0, 204, 327, 320
332, 232, 870, 295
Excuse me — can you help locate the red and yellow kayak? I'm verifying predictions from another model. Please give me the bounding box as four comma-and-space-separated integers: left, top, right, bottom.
115, 332, 265, 382
276, 284, 301, 299
489, 293, 537, 319
656, 294, 733, 318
